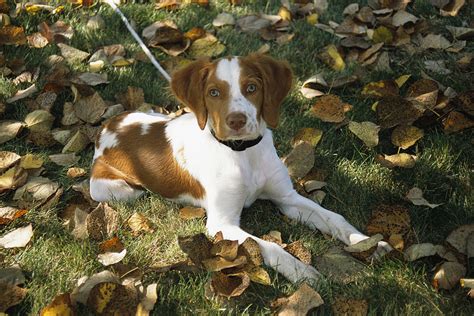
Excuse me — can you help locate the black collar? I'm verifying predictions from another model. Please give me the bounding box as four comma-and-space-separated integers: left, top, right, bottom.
211, 130, 263, 151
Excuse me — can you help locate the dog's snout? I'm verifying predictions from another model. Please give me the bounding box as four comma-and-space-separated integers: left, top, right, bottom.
226, 112, 247, 131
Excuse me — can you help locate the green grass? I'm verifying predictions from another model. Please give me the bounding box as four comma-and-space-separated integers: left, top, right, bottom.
1, 0, 473, 314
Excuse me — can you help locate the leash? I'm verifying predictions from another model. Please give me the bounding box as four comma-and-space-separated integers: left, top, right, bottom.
102, 0, 171, 82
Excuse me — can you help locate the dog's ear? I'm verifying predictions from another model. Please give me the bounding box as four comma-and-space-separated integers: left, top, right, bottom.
171, 58, 211, 130
243, 54, 293, 128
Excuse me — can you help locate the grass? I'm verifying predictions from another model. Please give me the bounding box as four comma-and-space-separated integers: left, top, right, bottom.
1, 0, 473, 314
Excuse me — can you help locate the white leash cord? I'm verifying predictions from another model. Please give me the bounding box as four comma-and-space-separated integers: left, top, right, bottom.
103, 0, 172, 82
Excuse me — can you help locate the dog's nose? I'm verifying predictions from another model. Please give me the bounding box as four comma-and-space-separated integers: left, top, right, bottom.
226, 112, 247, 131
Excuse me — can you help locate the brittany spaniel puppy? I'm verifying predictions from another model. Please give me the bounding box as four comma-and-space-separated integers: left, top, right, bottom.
90, 54, 391, 282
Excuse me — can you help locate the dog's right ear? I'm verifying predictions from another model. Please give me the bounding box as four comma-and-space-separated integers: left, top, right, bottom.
171, 59, 211, 130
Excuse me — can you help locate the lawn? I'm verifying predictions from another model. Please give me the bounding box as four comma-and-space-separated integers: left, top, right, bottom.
0, 0, 473, 314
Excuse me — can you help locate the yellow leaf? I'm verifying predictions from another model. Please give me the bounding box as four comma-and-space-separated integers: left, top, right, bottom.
306, 13, 318, 25
391, 125, 424, 149
278, 6, 292, 21
319, 45, 345, 71
348, 121, 380, 148
20, 154, 44, 169
372, 26, 393, 44
395, 74, 411, 88
40, 293, 74, 316
246, 266, 271, 285
291, 128, 323, 148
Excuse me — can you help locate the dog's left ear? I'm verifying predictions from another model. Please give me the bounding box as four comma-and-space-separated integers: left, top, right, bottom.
242, 54, 293, 128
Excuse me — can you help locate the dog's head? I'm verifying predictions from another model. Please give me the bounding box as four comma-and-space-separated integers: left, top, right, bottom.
171, 54, 293, 141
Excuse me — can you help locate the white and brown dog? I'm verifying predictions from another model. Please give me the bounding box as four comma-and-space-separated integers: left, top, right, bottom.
90, 54, 391, 283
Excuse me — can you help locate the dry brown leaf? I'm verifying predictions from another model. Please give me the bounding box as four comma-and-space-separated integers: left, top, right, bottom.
432, 262, 466, 290
210, 271, 250, 298
273, 283, 324, 315
343, 3, 360, 15
335, 17, 367, 36
40, 293, 75, 316
406, 79, 439, 109
376, 96, 424, 128
24, 109, 54, 132
74, 92, 107, 124
98, 249, 127, 266
179, 206, 206, 220
406, 187, 442, 208
332, 297, 368, 316
49, 153, 80, 167
419, 34, 451, 50
67, 167, 87, 178
236, 15, 272, 33
283, 141, 315, 179
300, 74, 328, 98
344, 234, 384, 260
311, 94, 352, 123
0, 281, 28, 312
202, 255, 247, 272
446, 224, 474, 256
211, 239, 239, 261
285, 240, 312, 265
62, 130, 90, 153
315, 247, 366, 283
404, 243, 451, 261
178, 233, 213, 267
0, 121, 24, 144
389, 233, 405, 251
358, 42, 384, 64
348, 121, 380, 148
0, 25, 27, 45
376, 153, 416, 168
446, 26, 474, 40
127, 212, 154, 236
0, 224, 33, 248
116, 86, 145, 111
366, 204, 410, 239
76, 72, 109, 86
0, 207, 27, 225
361, 80, 399, 98
20, 153, 43, 169
0, 151, 21, 172
58, 43, 90, 63
213, 13, 235, 27
303, 180, 326, 192
391, 125, 424, 149
38, 21, 73, 43
27, 32, 49, 48
0, 165, 28, 193
291, 128, 323, 148
86, 282, 138, 315
440, 0, 465, 16
188, 34, 226, 58
238, 237, 263, 267
13, 176, 60, 208
86, 203, 119, 241
262, 230, 285, 246
442, 111, 474, 133
319, 44, 345, 71
7, 83, 38, 104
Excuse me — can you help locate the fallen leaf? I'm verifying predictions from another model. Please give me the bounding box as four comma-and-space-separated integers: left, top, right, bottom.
391, 125, 424, 149
273, 283, 324, 315
262, 230, 285, 247
419, 34, 451, 50
446, 26, 474, 40
395, 74, 411, 88
179, 206, 206, 220
74, 92, 107, 124
7, 84, 38, 103
424, 60, 451, 75
0, 265, 26, 286
432, 262, 466, 290
0, 281, 27, 312
202, 255, 247, 272
348, 121, 380, 148
303, 180, 326, 192
291, 128, 323, 147
440, 0, 465, 16
372, 26, 393, 44
446, 224, 474, 255
76, 72, 109, 86
71, 206, 89, 240
285, 240, 312, 265
188, 34, 225, 58
213, 13, 235, 27
58, 43, 90, 63
343, 3, 359, 15
127, 212, 155, 236
0, 121, 24, 144
40, 293, 75, 316
319, 44, 345, 71
0, 207, 27, 225
86, 203, 119, 240
0, 151, 21, 172
115, 86, 145, 111
70, 271, 120, 306
344, 234, 384, 260
98, 249, 127, 266
404, 243, 450, 261
332, 297, 368, 316
211, 239, 239, 261
238, 237, 263, 267
306, 13, 318, 25
442, 111, 474, 133
27, 32, 49, 48
311, 94, 352, 123
86, 282, 137, 315
392, 10, 418, 26
300, 74, 328, 98
24, 110, 54, 132
361, 80, 399, 98
246, 266, 271, 285
210, 271, 250, 298
389, 233, 405, 251
49, 153, 80, 167
366, 205, 411, 239
0, 25, 27, 45
136, 283, 158, 315
62, 130, 90, 153
13, 176, 60, 208
376, 96, 424, 128
20, 153, 43, 169
406, 187, 442, 208
315, 247, 366, 283
376, 153, 417, 168
178, 233, 213, 267
0, 224, 33, 248
237, 15, 272, 33
67, 167, 87, 178
0, 165, 28, 193
283, 141, 315, 179
406, 79, 439, 109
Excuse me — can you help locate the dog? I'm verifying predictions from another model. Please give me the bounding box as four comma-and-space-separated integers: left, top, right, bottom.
89, 54, 392, 282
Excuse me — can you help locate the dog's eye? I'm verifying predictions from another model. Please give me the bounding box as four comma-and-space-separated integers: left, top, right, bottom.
209, 88, 220, 97
246, 84, 257, 93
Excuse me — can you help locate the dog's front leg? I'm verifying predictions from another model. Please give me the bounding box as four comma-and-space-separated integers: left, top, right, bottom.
262, 166, 392, 258
205, 193, 321, 283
